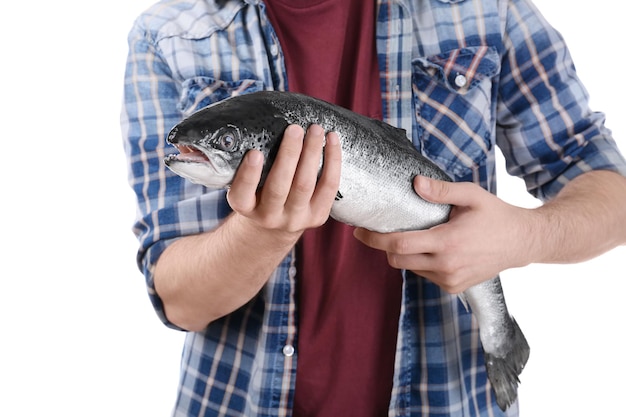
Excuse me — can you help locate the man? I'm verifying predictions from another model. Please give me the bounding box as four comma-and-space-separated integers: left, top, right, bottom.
121, 0, 626, 416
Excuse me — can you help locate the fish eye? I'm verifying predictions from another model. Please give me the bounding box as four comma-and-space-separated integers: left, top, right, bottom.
219, 133, 236, 151
212, 125, 240, 152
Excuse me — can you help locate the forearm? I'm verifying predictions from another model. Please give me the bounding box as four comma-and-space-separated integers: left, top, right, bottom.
154, 125, 340, 331
528, 170, 626, 264
154, 212, 300, 331
354, 170, 626, 294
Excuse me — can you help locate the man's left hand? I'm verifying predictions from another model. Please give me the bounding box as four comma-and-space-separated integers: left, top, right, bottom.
353, 176, 534, 293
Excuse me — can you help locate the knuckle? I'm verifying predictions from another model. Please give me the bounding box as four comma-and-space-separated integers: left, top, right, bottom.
386, 253, 401, 269
226, 192, 252, 215
439, 257, 458, 276
451, 279, 468, 294
445, 283, 464, 295
437, 234, 456, 254
433, 182, 450, 200
262, 185, 286, 203
391, 236, 410, 254
264, 216, 285, 231
436, 273, 462, 294
292, 179, 314, 196
309, 207, 332, 228
310, 216, 327, 229
284, 220, 299, 233
279, 146, 302, 162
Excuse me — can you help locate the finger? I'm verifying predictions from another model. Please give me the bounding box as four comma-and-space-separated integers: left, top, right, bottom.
286, 124, 326, 208
414, 176, 477, 206
260, 124, 305, 207
353, 228, 400, 251
386, 252, 438, 273
353, 227, 444, 255
310, 131, 342, 211
382, 252, 466, 293
227, 150, 264, 214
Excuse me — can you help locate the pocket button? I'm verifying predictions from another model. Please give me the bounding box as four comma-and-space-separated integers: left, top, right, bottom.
454, 74, 468, 88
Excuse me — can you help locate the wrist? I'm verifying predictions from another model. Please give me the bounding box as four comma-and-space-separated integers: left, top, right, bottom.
509, 206, 548, 268
521, 203, 573, 265
229, 212, 303, 250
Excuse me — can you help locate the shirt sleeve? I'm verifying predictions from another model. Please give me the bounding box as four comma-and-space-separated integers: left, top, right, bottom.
121, 22, 231, 329
495, 0, 626, 201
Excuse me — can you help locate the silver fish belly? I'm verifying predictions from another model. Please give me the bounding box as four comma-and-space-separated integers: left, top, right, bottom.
164, 90, 529, 410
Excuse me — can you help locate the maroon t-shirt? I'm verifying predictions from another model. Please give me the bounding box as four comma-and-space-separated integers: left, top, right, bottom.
264, 1, 403, 415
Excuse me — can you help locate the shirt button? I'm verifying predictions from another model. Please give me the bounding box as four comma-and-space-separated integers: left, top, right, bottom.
270, 44, 279, 56
454, 74, 468, 88
288, 266, 297, 278
282, 344, 295, 357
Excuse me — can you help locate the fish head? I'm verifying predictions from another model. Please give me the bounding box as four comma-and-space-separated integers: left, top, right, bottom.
165, 121, 249, 189
164, 94, 289, 189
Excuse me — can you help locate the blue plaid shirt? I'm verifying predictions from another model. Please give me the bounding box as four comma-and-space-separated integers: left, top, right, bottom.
121, 1, 626, 416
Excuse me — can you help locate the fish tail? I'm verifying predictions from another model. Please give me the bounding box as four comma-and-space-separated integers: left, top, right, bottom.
485, 317, 530, 411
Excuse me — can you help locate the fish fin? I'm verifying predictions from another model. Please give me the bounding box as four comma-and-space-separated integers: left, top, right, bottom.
369, 119, 415, 151
485, 317, 530, 411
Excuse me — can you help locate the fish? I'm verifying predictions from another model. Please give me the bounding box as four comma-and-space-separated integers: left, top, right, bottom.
164, 90, 530, 410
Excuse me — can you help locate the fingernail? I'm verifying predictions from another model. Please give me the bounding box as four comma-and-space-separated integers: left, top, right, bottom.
286, 124, 304, 138
326, 131, 339, 146
308, 124, 324, 137
416, 176, 430, 193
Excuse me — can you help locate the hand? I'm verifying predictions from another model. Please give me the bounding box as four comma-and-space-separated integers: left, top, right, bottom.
353, 176, 534, 293
227, 124, 342, 235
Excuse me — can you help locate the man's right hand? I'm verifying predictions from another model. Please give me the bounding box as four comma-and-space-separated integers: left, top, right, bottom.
227, 124, 342, 235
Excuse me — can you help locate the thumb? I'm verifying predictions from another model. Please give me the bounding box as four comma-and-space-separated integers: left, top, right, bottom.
413, 175, 476, 206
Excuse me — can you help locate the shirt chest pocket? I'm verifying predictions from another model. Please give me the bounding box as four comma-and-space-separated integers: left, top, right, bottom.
411, 46, 500, 182
177, 77, 266, 117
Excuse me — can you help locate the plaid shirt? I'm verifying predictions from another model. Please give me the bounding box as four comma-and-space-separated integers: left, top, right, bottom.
121, 0, 626, 416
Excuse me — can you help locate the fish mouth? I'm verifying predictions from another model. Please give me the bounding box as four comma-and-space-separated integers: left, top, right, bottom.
164, 144, 235, 189
165, 143, 221, 173
167, 144, 212, 164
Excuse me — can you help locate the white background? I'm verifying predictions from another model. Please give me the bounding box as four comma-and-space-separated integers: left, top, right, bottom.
0, 1, 623, 416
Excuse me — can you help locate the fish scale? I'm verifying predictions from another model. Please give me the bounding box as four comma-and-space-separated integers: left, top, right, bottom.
164, 90, 529, 411
265, 91, 452, 232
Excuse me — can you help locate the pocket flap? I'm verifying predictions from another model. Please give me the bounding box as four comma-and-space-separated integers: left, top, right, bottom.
178, 77, 265, 116
413, 46, 500, 95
